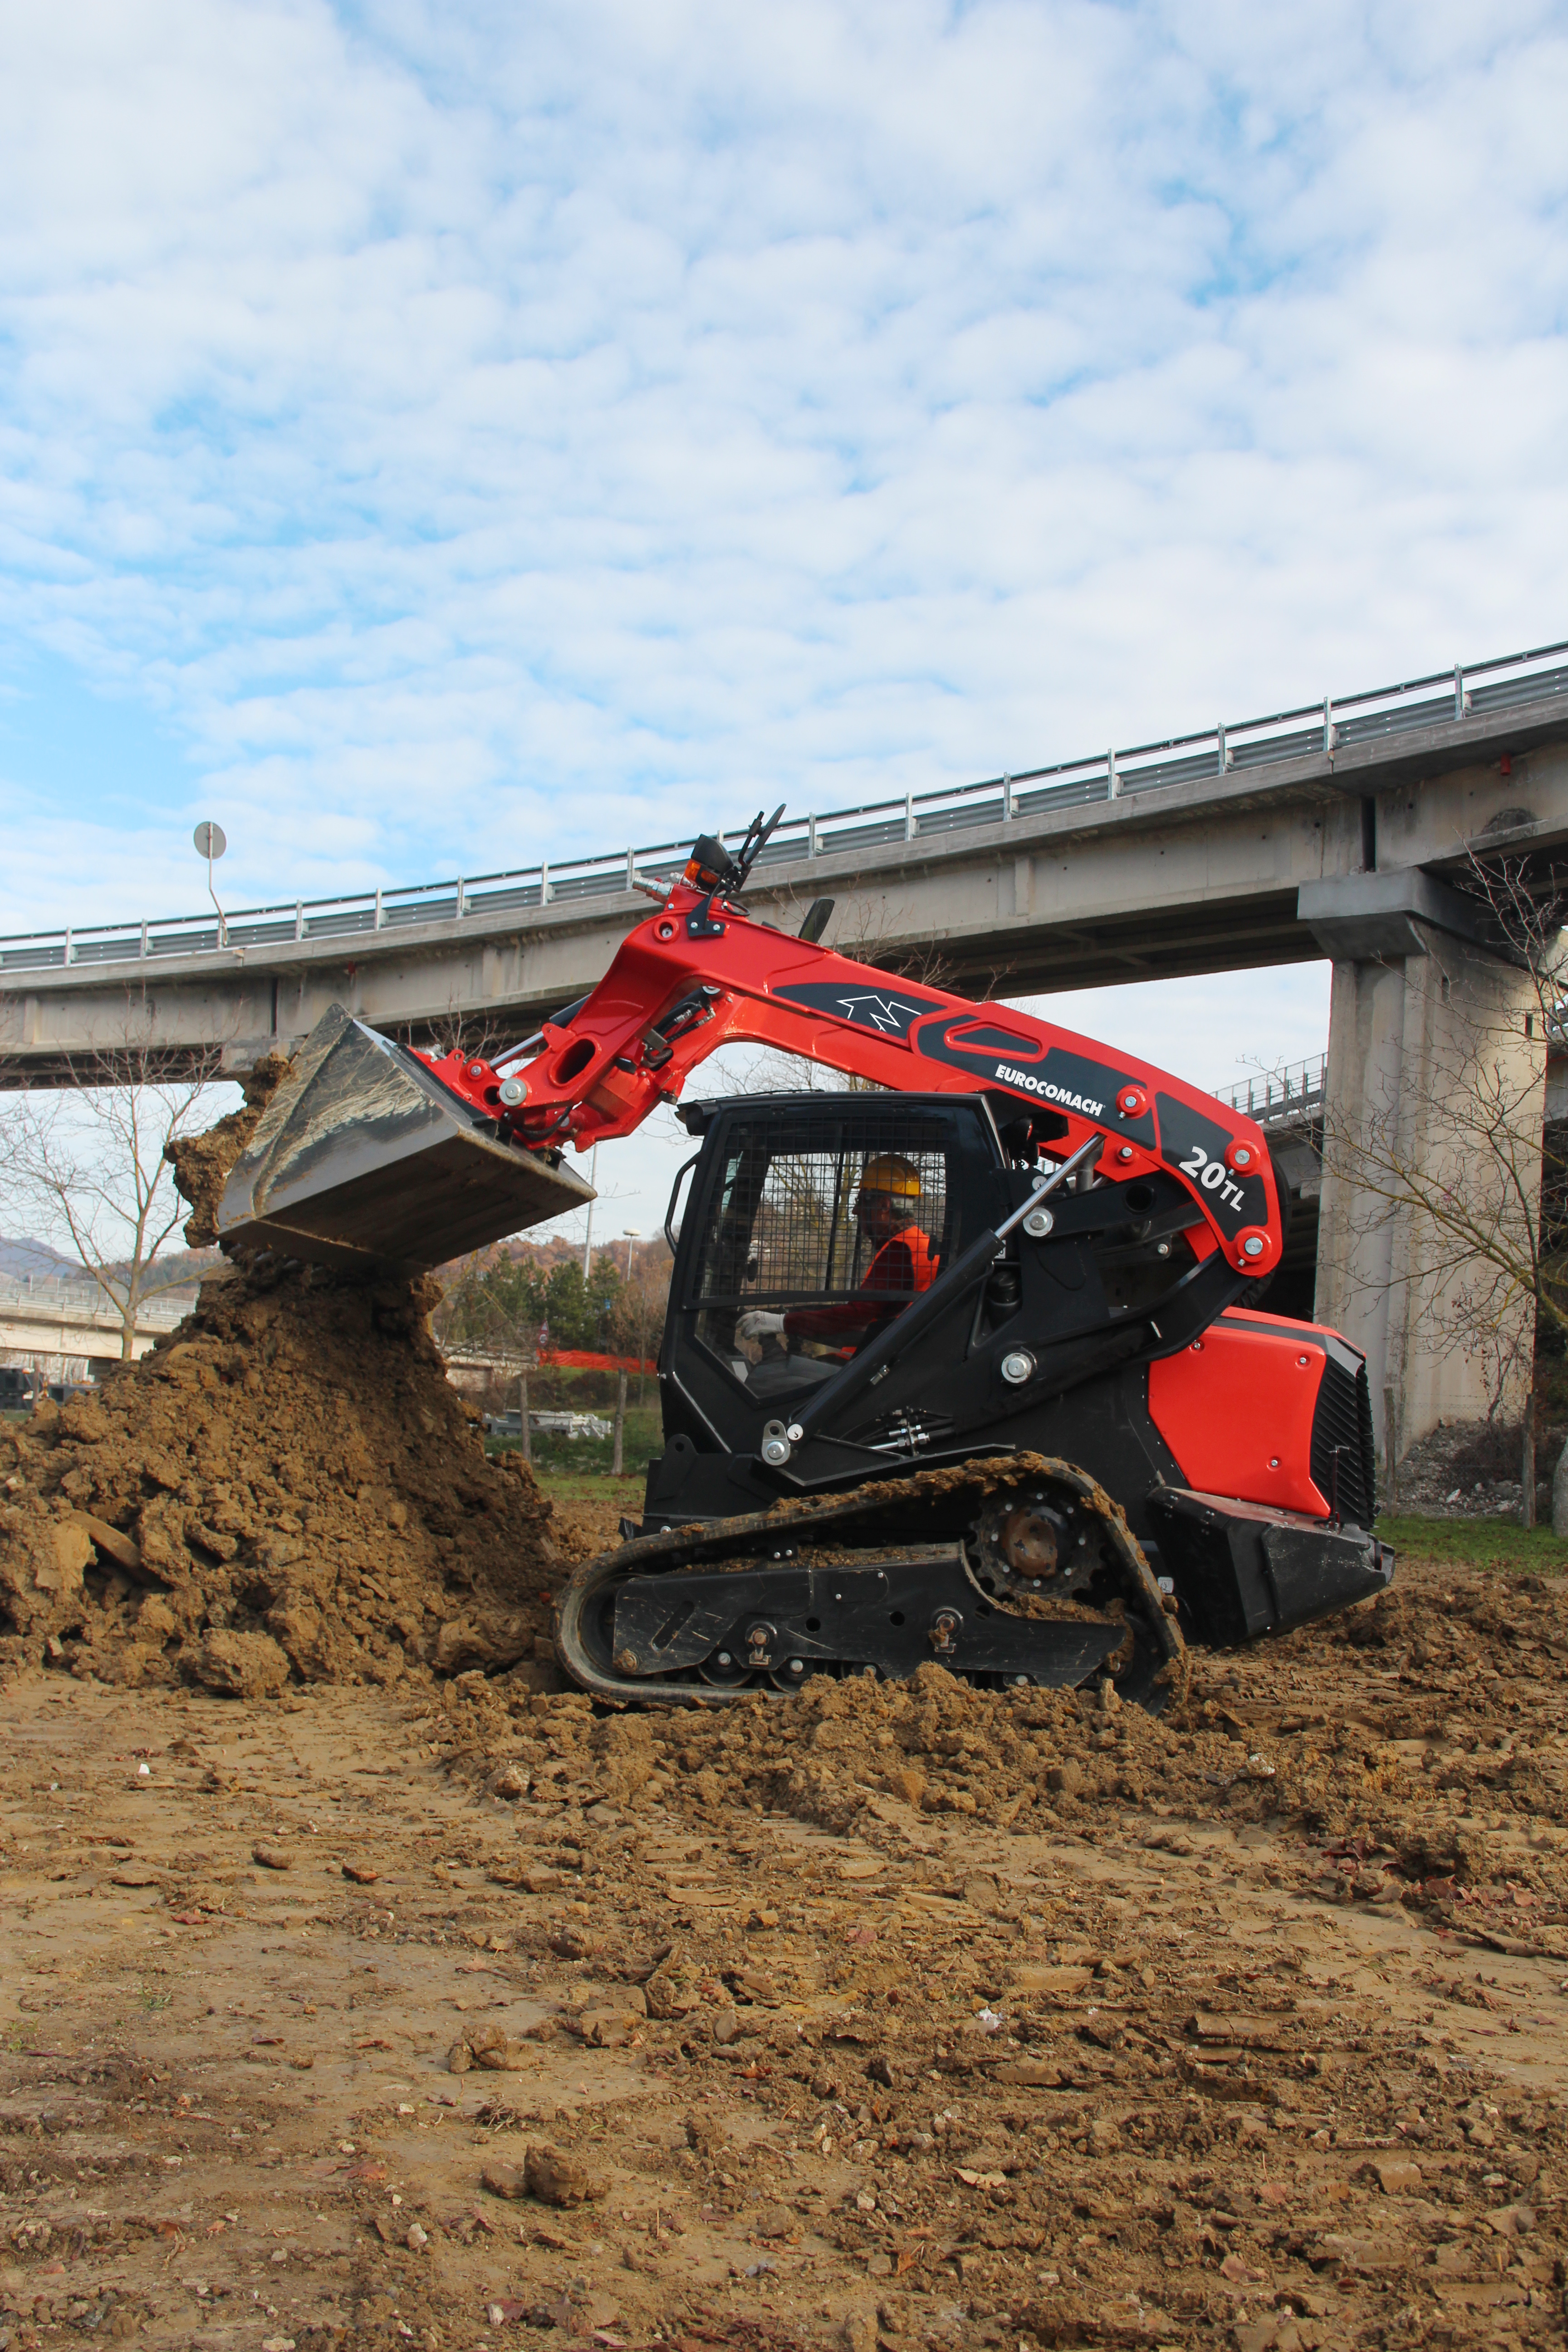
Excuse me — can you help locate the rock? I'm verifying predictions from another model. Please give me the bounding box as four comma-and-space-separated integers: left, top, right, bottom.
62, 1510, 143, 1575
1046, 1760, 1086, 1795
470, 2024, 524, 2071
576, 2005, 640, 2048
265, 1600, 356, 1681
1012, 1964, 1093, 1996
962, 1871, 1000, 1913
525, 2143, 599, 2207
883, 1768, 926, 1808
433, 1612, 533, 1674
839, 2314, 877, 2352
480, 2161, 527, 2200
486, 1762, 531, 1800
755, 2203, 795, 2239
252, 1842, 293, 1871
132, 1596, 178, 1642
549, 1926, 596, 1960
448, 2040, 473, 2074
1374, 2156, 1422, 2195
37, 1518, 93, 1595
187, 1630, 291, 1698
867, 2054, 896, 2089
645, 1955, 701, 2018
342, 1861, 379, 1884
190, 1522, 240, 1563
110, 1862, 163, 1887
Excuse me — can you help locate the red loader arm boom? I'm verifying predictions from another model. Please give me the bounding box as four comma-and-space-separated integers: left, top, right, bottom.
416, 830, 1284, 1288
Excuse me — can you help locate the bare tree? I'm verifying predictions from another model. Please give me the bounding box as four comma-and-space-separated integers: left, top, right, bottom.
608, 1246, 672, 1405
1317, 853, 1566, 1525
0, 1044, 232, 1361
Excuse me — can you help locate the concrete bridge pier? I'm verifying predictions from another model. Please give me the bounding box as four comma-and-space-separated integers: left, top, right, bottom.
1304, 870, 1546, 1478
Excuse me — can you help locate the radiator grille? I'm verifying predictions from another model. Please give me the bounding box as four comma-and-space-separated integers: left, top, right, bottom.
1310, 1350, 1377, 1526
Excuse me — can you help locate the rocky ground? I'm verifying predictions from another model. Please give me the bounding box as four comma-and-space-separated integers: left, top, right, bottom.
4, 1545, 1567, 2352
1392, 1420, 1562, 1525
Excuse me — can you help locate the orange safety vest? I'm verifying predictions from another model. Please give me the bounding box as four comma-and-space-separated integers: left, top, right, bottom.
784, 1222, 936, 1342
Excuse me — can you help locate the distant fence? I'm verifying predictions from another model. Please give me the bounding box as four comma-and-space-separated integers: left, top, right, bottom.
5, 635, 1568, 975
1214, 1058, 1327, 1128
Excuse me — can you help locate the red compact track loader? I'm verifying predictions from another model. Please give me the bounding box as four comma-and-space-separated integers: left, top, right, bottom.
219, 810, 1391, 1710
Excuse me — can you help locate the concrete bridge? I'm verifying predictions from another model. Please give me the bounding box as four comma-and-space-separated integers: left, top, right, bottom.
0, 1276, 190, 1376
3, 638, 1566, 1078
5, 633, 1568, 1480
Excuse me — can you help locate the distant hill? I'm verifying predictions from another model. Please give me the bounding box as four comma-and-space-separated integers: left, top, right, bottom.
0, 1235, 78, 1279
444, 1232, 674, 1278
0, 1237, 221, 1293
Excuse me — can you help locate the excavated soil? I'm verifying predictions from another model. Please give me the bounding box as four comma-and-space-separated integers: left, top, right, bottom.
164, 1052, 295, 1252
0, 1261, 561, 1698
0, 1045, 563, 1701
3, 1555, 1566, 2352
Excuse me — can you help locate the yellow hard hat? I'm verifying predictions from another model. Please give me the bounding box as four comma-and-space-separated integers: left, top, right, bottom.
858, 1152, 921, 1199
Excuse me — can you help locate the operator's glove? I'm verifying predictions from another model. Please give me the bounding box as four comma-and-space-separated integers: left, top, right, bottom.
736, 1310, 787, 1341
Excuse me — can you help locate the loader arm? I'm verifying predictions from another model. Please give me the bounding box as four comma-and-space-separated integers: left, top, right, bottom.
416, 865, 1284, 1287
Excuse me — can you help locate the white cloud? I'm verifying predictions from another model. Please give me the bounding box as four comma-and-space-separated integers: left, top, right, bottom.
0, 0, 1563, 941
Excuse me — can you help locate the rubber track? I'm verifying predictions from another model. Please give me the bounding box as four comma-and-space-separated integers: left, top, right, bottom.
553, 1451, 1185, 1711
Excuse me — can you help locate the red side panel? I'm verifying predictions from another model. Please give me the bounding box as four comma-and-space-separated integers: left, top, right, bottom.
1147, 1314, 1330, 1518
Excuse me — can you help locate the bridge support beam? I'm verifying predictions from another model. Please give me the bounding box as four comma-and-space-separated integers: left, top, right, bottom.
1306, 872, 1545, 1480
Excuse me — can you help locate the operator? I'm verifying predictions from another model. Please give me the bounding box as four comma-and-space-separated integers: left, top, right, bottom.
737, 1154, 935, 1356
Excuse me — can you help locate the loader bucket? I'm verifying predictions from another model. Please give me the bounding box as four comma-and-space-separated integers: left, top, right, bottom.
217, 1004, 594, 1274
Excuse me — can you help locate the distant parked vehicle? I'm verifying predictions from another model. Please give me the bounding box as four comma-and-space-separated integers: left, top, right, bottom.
45, 1379, 98, 1406
482, 1408, 612, 1441
0, 1367, 35, 1408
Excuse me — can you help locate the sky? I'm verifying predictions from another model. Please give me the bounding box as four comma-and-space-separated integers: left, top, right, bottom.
2, 0, 1566, 1244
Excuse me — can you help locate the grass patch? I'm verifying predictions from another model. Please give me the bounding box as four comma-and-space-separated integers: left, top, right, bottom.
531, 1469, 648, 1513
1376, 1513, 1568, 1575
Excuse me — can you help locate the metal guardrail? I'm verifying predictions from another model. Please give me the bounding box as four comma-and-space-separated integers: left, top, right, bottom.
5, 638, 1566, 977
0, 1275, 191, 1329
1215, 1057, 1327, 1127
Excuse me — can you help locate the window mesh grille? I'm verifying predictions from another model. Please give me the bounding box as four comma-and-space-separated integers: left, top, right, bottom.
696, 1136, 950, 1305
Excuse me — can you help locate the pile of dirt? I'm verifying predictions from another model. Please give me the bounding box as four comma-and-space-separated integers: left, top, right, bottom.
0, 1051, 568, 1697
0, 1259, 561, 1696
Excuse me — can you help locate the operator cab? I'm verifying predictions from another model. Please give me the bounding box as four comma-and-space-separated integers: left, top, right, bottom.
661, 1093, 1010, 1450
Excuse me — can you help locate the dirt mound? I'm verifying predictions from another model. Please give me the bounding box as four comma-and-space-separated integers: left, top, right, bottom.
0, 1259, 560, 1693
